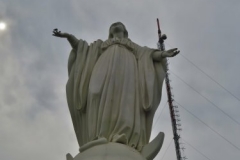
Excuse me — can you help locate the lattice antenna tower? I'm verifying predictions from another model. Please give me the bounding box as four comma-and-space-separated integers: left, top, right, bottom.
156, 18, 186, 160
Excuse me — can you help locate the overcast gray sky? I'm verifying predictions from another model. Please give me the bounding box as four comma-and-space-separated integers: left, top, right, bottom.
0, 0, 240, 160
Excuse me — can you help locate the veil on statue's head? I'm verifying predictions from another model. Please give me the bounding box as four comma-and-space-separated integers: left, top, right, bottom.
108, 22, 128, 39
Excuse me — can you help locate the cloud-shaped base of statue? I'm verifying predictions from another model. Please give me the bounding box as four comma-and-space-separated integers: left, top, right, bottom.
66, 132, 164, 160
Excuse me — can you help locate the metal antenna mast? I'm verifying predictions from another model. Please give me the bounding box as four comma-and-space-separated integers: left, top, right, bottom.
156, 18, 186, 160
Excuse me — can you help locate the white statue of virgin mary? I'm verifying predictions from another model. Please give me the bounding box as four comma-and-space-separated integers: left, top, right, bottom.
53, 22, 179, 160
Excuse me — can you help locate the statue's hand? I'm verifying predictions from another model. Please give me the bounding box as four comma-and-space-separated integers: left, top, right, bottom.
162, 48, 180, 58
52, 28, 69, 38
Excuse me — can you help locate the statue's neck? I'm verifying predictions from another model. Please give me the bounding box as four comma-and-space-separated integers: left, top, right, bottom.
112, 32, 124, 39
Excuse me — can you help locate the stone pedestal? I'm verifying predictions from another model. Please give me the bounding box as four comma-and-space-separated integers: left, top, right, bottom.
67, 143, 146, 160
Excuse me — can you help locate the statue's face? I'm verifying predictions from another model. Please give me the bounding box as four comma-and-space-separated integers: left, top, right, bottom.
108, 22, 128, 39
110, 23, 125, 35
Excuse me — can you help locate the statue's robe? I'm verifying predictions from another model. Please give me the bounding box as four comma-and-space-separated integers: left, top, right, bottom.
66, 37, 166, 152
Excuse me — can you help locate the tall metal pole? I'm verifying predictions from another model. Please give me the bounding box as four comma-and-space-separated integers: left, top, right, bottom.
156, 18, 185, 160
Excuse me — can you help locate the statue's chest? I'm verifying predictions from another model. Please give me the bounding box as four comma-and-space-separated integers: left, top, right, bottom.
101, 44, 134, 57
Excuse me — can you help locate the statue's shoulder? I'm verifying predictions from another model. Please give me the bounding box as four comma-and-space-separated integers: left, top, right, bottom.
129, 40, 147, 50
95, 39, 103, 43
88, 39, 103, 47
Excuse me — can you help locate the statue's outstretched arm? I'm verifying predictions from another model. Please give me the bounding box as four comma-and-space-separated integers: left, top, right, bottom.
52, 28, 79, 49
152, 48, 180, 61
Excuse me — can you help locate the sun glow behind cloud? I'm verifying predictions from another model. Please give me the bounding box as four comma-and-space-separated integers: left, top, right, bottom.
0, 22, 6, 30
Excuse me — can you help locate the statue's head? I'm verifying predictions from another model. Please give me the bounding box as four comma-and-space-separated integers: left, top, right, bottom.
108, 22, 128, 39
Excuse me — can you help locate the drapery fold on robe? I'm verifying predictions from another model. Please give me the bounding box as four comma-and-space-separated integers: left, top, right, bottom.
67, 39, 103, 146
136, 45, 167, 140
66, 38, 166, 151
